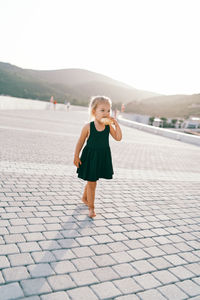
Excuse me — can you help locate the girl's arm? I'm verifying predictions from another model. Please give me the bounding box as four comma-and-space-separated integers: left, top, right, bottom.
73, 123, 89, 167
109, 118, 122, 141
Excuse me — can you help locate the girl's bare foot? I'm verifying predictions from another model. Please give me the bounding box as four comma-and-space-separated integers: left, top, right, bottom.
89, 208, 96, 218
82, 197, 88, 206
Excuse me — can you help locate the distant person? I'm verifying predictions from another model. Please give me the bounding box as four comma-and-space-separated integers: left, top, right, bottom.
113, 108, 119, 118
53, 99, 57, 110
121, 103, 125, 113
73, 96, 122, 218
66, 101, 70, 112
50, 96, 54, 110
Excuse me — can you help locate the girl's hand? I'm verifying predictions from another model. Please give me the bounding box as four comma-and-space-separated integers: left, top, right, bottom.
109, 117, 118, 126
74, 156, 82, 168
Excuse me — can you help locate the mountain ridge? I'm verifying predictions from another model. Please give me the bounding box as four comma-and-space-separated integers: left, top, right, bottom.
0, 62, 160, 106
0, 61, 199, 117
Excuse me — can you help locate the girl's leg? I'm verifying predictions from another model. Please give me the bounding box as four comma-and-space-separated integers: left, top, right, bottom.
87, 181, 97, 218
82, 183, 88, 205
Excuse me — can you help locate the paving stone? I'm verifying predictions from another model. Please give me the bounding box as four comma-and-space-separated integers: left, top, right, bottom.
3, 266, 30, 281
45, 223, 63, 231
124, 239, 144, 250
193, 277, 200, 285
93, 234, 113, 243
77, 228, 97, 236
24, 232, 45, 242
72, 246, 95, 258
113, 263, 138, 277
21, 278, 52, 296
153, 269, 178, 284
67, 286, 98, 300
18, 241, 41, 252
28, 263, 55, 277
176, 279, 200, 297
47, 274, 76, 290
43, 231, 63, 240
115, 296, 140, 300
57, 238, 79, 248
92, 254, 117, 267
148, 256, 173, 270
9, 252, 34, 266
137, 288, 167, 300
109, 233, 129, 241
61, 229, 80, 238
193, 250, 200, 258
51, 260, 77, 273
135, 273, 161, 289
110, 251, 133, 263
0, 271, 4, 284
90, 244, 112, 255
71, 257, 96, 271
131, 260, 156, 274
8, 225, 28, 234
124, 231, 143, 239
91, 281, 121, 299
92, 266, 120, 281
158, 284, 188, 300
4, 233, 26, 243
145, 246, 166, 257
38, 240, 61, 250
0, 255, 10, 268
31, 251, 56, 263
179, 251, 200, 263
138, 229, 157, 238
185, 263, 200, 276
52, 249, 76, 260
27, 224, 46, 232
0, 244, 19, 255
0, 220, 10, 227
70, 270, 99, 286
127, 248, 150, 260
0, 282, 24, 300
139, 237, 158, 247
163, 254, 187, 266
75, 236, 97, 246
114, 277, 142, 294
169, 265, 195, 280
153, 236, 171, 245
41, 291, 70, 300
159, 244, 180, 254
107, 241, 129, 252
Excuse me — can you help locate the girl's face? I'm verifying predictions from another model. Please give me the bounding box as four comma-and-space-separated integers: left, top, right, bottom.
93, 102, 111, 122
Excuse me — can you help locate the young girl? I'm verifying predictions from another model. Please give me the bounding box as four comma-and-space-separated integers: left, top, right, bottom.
73, 96, 122, 218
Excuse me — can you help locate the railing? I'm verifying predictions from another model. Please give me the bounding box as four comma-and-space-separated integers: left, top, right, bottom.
118, 115, 200, 147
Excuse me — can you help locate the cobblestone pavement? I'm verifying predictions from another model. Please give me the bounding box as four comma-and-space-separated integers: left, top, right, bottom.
0, 108, 200, 300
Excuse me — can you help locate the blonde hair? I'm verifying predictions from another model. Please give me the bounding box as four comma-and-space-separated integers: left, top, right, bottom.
89, 95, 112, 120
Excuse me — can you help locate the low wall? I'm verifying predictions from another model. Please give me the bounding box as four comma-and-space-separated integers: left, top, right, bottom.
0, 96, 65, 110
118, 116, 200, 147
0, 96, 87, 111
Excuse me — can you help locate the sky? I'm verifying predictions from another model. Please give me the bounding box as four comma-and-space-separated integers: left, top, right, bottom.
0, 0, 199, 95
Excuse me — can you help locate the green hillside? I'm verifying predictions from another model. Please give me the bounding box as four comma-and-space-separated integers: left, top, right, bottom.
126, 94, 200, 118
0, 62, 159, 108
1, 62, 199, 118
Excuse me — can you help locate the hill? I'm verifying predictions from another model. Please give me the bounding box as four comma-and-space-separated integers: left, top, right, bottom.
126, 94, 200, 118
1, 62, 199, 118
0, 62, 159, 108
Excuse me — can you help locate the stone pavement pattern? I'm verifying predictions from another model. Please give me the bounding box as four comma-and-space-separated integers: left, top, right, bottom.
0, 108, 200, 300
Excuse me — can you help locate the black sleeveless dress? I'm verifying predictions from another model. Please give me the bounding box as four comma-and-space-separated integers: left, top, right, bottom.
77, 121, 114, 181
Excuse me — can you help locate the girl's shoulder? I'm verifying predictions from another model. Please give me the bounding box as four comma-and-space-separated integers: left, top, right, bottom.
83, 122, 90, 130
81, 122, 90, 138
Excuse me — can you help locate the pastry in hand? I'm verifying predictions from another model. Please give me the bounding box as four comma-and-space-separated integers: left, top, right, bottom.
101, 117, 113, 125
